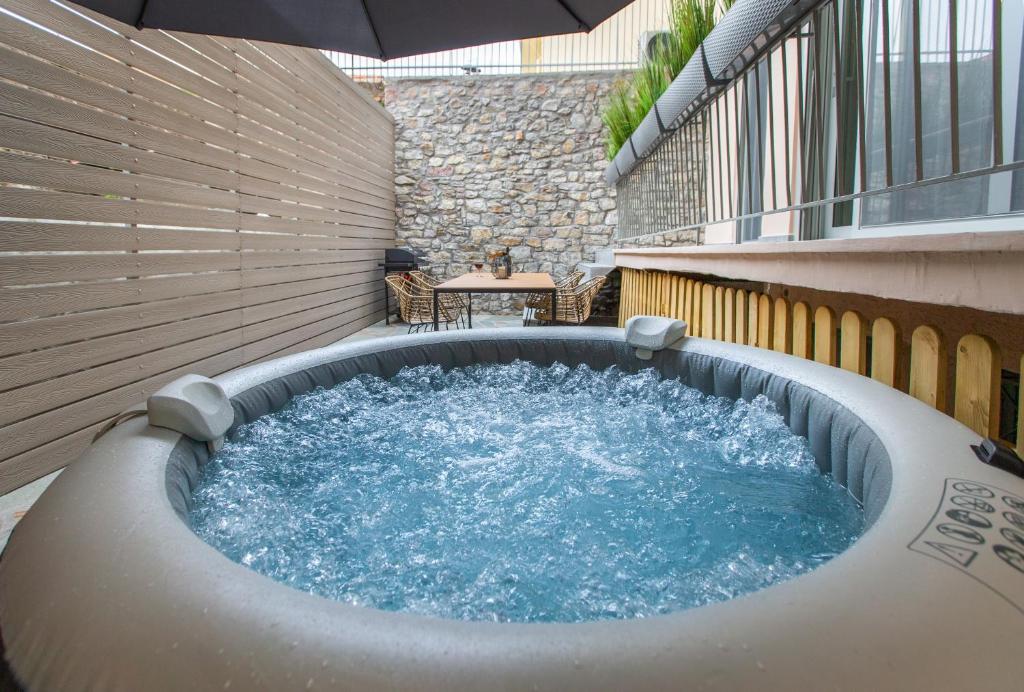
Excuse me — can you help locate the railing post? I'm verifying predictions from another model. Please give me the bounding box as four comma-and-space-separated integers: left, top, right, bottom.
693, 281, 704, 337
734, 289, 748, 345
701, 284, 714, 339
840, 310, 867, 374
792, 301, 812, 359
626, 268, 634, 325
683, 279, 695, 335
954, 334, 1002, 438
714, 286, 725, 340
757, 294, 773, 349
814, 306, 838, 366
724, 288, 736, 342
670, 275, 681, 319
909, 325, 947, 411
616, 270, 624, 327
773, 296, 791, 354
870, 317, 902, 389
630, 269, 638, 321
747, 292, 760, 347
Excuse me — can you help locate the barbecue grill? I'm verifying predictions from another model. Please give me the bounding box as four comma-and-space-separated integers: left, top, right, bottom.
379, 248, 423, 325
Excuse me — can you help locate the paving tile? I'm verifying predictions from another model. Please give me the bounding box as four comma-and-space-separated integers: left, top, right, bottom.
336, 314, 526, 342
0, 469, 61, 554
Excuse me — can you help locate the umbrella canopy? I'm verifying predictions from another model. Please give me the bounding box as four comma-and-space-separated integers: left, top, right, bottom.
71, 0, 636, 60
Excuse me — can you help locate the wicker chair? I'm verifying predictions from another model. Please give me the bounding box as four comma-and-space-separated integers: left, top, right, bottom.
533, 275, 607, 326
408, 270, 468, 328
384, 274, 461, 333
523, 271, 584, 326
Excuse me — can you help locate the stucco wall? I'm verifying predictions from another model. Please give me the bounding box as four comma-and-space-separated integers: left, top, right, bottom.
386, 73, 624, 313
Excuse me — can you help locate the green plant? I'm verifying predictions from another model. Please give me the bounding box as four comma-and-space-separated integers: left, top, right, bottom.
672, 0, 731, 69
632, 53, 670, 124
602, 0, 736, 160
601, 80, 636, 159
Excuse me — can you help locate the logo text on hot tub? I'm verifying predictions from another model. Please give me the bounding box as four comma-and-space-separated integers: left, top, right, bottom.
909, 478, 1024, 615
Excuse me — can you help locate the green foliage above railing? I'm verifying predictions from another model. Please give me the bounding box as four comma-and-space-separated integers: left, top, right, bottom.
602, 0, 735, 160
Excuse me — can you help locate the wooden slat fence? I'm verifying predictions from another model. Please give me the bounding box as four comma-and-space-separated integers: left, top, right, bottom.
619, 268, 1023, 457
0, 0, 396, 492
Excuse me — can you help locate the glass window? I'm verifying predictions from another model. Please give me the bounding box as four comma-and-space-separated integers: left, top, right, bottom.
859, 0, 1022, 227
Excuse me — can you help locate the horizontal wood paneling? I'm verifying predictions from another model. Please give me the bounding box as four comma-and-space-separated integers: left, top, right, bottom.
1, 290, 379, 428
0, 221, 390, 254
0, 0, 395, 492
0, 268, 379, 357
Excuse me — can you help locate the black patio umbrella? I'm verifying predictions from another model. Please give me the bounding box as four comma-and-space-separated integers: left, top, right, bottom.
71, 1, 636, 59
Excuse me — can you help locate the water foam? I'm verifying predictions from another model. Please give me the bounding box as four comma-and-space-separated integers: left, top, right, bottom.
190, 361, 863, 623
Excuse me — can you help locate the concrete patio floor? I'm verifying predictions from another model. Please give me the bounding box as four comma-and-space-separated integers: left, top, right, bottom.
0, 314, 548, 553
337, 314, 526, 343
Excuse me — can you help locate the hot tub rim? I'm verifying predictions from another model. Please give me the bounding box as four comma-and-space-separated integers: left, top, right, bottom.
4, 327, 1019, 692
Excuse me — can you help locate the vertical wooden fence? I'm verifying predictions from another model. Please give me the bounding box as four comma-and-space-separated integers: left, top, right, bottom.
619, 268, 1023, 456
0, 0, 396, 492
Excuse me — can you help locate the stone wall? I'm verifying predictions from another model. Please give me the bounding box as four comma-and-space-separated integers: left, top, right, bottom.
615, 228, 701, 247
386, 72, 624, 314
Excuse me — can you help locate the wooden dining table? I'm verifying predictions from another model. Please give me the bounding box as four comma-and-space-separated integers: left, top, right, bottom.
432, 271, 556, 331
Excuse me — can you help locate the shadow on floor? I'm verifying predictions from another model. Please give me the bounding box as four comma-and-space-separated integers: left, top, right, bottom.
337, 313, 616, 344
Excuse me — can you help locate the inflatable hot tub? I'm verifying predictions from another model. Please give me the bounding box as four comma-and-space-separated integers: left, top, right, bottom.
2, 326, 1023, 691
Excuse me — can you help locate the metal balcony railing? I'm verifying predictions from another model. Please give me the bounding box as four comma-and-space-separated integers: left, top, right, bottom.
323, 0, 672, 79
613, 0, 1024, 242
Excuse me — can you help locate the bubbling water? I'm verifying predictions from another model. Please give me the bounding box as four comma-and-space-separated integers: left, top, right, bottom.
190, 361, 863, 623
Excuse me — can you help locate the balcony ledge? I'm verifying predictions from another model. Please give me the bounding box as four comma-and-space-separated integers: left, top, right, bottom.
614, 230, 1024, 315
